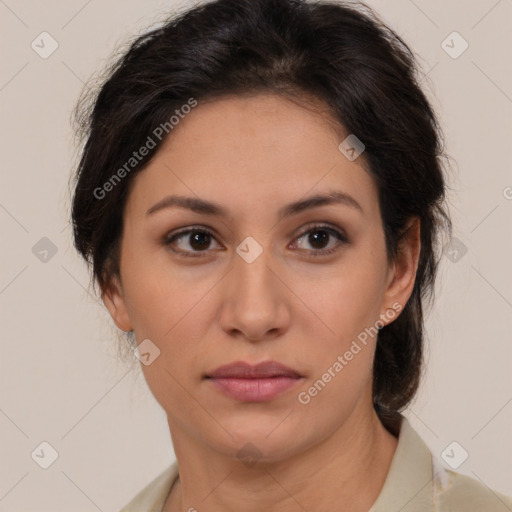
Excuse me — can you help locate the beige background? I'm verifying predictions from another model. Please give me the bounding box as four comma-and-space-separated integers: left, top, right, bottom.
1, 0, 511, 510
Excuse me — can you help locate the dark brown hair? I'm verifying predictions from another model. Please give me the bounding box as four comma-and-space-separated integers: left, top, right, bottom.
70, 0, 452, 429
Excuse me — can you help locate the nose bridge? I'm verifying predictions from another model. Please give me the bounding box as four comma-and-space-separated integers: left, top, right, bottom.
219, 235, 288, 340
233, 237, 278, 304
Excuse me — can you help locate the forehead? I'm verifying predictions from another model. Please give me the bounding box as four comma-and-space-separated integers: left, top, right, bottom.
163, 92, 347, 162
125, 93, 379, 222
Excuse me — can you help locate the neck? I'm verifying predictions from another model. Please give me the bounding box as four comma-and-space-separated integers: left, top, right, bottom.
163, 405, 398, 512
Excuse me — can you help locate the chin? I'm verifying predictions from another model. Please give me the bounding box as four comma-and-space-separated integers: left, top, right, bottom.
204, 418, 312, 462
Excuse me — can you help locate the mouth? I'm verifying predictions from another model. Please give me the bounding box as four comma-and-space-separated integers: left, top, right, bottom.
204, 360, 303, 402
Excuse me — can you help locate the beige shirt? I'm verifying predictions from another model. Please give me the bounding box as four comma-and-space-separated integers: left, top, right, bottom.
119, 415, 512, 511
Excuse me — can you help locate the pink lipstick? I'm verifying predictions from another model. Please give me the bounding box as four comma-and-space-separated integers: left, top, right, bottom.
205, 361, 303, 402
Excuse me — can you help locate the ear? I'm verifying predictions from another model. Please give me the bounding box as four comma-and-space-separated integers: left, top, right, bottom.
101, 274, 133, 332
380, 217, 421, 324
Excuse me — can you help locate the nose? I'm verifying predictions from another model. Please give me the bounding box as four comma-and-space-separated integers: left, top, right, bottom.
218, 244, 291, 343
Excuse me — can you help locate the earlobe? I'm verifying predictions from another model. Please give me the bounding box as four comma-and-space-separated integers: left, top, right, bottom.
381, 217, 421, 324
101, 275, 133, 332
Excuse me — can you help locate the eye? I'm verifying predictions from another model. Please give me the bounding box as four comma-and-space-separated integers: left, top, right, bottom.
163, 226, 222, 257
163, 223, 349, 258
290, 224, 349, 256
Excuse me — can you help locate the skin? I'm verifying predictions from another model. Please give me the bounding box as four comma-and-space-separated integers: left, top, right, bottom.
103, 92, 421, 512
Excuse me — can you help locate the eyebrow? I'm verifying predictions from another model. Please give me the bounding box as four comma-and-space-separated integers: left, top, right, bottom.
146, 190, 363, 219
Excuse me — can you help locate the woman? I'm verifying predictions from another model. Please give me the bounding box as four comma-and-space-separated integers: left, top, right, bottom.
70, 0, 512, 510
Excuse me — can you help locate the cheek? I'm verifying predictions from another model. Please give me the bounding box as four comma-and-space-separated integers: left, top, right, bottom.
293, 261, 384, 418
289, 246, 387, 411
300, 250, 387, 346
119, 240, 189, 336
122, 262, 212, 414
120, 248, 220, 378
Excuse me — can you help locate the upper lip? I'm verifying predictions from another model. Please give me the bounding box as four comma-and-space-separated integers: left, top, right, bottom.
206, 361, 302, 379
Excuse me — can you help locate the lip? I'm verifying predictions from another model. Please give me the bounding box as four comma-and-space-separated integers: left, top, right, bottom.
205, 361, 303, 402
206, 360, 302, 379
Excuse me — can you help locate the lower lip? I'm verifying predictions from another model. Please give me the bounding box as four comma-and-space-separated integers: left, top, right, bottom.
207, 376, 301, 402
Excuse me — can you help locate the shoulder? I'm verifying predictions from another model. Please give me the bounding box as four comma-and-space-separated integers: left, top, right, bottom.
370, 414, 512, 512
118, 462, 179, 512
434, 464, 512, 511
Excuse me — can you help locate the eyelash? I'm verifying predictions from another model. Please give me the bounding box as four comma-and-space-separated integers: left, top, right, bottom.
162, 223, 349, 258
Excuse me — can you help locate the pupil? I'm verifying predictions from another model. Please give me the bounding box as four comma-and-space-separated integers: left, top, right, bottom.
309, 230, 328, 249
190, 231, 210, 251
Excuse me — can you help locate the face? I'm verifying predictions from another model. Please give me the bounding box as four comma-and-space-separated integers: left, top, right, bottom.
103, 92, 419, 463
